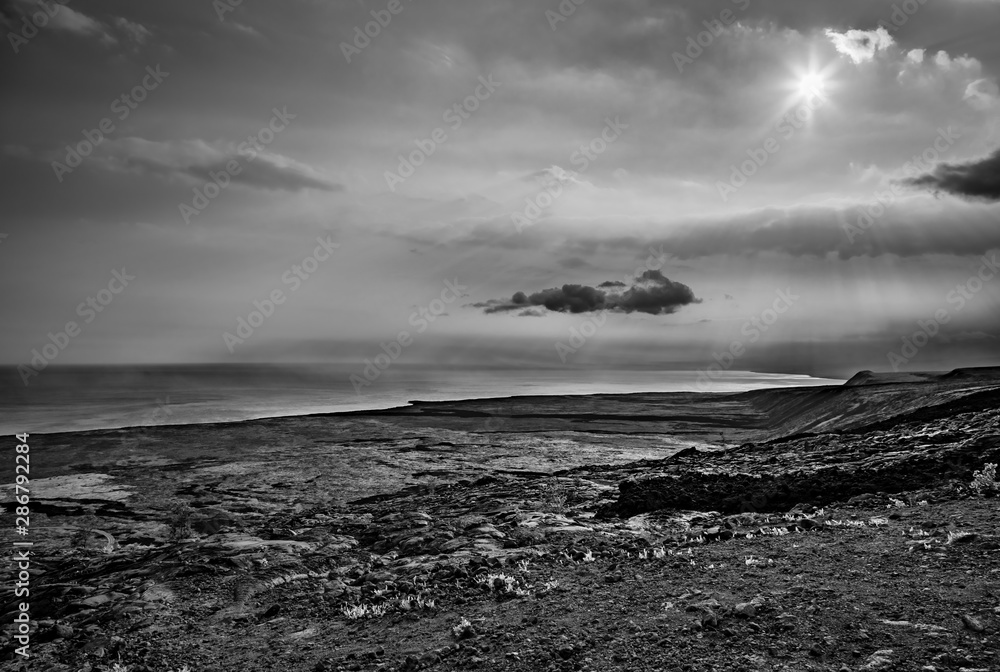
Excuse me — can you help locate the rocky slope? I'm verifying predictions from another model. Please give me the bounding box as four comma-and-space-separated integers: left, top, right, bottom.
1, 369, 999, 671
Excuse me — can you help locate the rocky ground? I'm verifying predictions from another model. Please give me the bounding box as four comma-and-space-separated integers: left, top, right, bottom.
2, 370, 999, 671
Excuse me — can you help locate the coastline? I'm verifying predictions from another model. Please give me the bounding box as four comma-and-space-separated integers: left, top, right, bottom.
2, 369, 998, 671
2, 369, 846, 437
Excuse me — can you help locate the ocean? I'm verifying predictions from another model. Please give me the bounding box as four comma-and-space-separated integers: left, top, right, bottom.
0, 364, 845, 435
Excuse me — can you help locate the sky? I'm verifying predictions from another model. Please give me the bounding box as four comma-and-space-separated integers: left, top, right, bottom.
2, 0, 1000, 380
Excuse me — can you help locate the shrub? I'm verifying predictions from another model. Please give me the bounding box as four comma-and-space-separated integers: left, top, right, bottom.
970, 463, 998, 495
167, 503, 194, 540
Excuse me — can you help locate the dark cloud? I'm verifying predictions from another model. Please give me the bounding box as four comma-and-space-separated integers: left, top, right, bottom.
475, 269, 700, 316
92, 138, 341, 193
901, 148, 1000, 201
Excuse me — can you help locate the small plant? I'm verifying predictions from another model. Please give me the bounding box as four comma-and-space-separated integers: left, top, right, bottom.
541, 482, 568, 512
971, 463, 998, 495
452, 617, 475, 639
399, 596, 435, 610
581, 550, 595, 563
542, 580, 559, 591
474, 571, 529, 596
516, 558, 530, 572
759, 526, 789, 537
342, 603, 389, 620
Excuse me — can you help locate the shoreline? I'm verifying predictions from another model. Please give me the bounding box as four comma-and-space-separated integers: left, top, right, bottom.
4, 372, 847, 437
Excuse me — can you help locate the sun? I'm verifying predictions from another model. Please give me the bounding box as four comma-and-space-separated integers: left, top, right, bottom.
778, 55, 841, 111
796, 71, 827, 98
771, 56, 841, 126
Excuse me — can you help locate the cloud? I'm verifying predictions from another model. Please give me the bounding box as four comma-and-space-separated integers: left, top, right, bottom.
475, 269, 700, 316
92, 138, 341, 193
901, 147, 1000, 201
825, 27, 894, 64
6, 3, 149, 48
113, 17, 151, 45
232, 22, 263, 38
8, 0, 117, 45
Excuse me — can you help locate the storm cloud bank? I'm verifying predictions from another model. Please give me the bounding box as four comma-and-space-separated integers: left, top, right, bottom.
903, 148, 1000, 201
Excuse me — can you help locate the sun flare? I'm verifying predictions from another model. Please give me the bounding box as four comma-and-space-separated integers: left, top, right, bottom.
778, 57, 840, 119
797, 71, 827, 97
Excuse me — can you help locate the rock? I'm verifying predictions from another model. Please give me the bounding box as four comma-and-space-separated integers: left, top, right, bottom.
54, 624, 74, 639
950, 532, 978, 544
686, 599, 722, 612
961, 614, 985, 632
733, 602, 756, 618
776, 613, 796, 631
685, 598, 722, 627
75, 594, 114, 609
861, 649, 895, 671
557, 645, 574, 660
